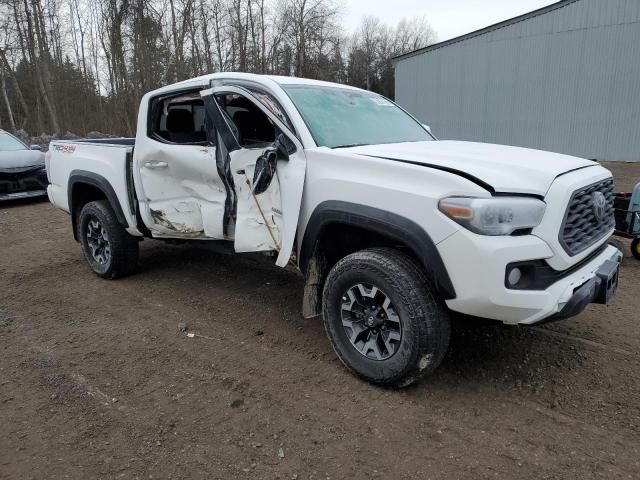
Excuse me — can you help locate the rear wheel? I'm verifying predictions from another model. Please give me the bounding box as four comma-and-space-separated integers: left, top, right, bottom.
78, 200, 139, 279
632, 238, 640, 260
322, 248, 450, 388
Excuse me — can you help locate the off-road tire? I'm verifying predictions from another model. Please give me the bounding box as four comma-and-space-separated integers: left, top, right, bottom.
322, 247, 450, 388
78, 200, 139, 279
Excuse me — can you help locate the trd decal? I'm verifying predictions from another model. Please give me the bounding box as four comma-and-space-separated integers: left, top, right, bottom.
52, 144, 76, 154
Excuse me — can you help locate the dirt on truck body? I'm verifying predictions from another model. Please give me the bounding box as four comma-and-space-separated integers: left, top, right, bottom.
1, 162, 639, 479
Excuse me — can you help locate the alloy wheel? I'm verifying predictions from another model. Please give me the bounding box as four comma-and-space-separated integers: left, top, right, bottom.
340, 283, 402, 361
86, 217, 111, 266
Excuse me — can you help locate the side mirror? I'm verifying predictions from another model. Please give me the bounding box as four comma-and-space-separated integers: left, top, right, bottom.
275, 132, 296, 160
252, 149, 278, 195
252, 131, 297, 195
421, 124, 432, 133
30, 144, 42, 151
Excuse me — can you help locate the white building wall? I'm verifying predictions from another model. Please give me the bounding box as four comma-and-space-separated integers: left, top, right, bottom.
395, 0, 640, 161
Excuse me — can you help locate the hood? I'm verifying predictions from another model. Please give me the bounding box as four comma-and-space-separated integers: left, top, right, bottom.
0, 149, 45, 172
346, 141, 596, 196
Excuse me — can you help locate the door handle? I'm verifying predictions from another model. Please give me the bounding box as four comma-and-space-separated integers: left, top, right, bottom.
144, 161, 168, 169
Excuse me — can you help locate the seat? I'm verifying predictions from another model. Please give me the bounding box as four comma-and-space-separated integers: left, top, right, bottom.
166, 109, 196, 143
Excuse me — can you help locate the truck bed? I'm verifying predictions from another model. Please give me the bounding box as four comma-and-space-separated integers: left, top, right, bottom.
47, 138, 140, 235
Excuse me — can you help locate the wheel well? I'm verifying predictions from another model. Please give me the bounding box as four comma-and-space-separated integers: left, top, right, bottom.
300, 201, 456, 318
315, 222, 415, 270
70, 183, 108, 240
301, 222, 422, 318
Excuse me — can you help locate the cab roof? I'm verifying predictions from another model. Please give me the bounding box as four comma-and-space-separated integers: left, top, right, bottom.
152, 72, 363, 97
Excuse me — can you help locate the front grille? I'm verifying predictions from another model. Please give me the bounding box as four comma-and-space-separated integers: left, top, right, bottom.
560, 178, 615, 256
0, 168, 48, 194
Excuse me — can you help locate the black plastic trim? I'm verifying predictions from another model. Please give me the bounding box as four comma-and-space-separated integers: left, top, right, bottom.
300, 201, 456, 299
124, 150, 136, 217
203, 95, 239, 235
505, 243, 608, 291
69, 138, 135, 146
203, 93, 241, 152
530, 256, 620, 325
547, 277, 598, 322
124, 150, 152, 237
68, 170, 129, 238
558, 178, 615, 256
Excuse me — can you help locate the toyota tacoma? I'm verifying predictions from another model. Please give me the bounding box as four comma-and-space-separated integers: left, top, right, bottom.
46, 73, 622, 387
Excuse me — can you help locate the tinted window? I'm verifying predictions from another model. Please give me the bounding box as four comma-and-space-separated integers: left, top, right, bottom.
282, 85, 433, 148
0, 132, 27, 151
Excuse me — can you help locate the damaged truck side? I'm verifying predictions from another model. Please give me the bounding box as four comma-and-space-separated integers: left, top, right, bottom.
47, 73, 622, 388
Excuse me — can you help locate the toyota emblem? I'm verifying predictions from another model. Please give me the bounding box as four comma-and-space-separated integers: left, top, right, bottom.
591, 191, 607, 223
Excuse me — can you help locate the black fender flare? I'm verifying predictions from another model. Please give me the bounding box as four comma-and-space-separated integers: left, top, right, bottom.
299, 201, 456, 300
68, 170, 129, 239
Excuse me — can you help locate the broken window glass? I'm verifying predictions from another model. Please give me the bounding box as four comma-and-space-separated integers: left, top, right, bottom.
149, 91, 208, 145
215, 94, 276, 148
246, 88, 296, 134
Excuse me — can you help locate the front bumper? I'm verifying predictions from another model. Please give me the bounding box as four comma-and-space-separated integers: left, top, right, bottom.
0, 166, 48, 202
0, 189, 47, 202
438, 228, 623, 325
545, 256, 620, 323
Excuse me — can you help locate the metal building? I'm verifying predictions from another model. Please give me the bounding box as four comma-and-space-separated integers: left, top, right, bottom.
393, 0, 640, 162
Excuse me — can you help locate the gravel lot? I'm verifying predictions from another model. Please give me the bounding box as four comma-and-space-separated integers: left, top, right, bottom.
1, 162, 639, 479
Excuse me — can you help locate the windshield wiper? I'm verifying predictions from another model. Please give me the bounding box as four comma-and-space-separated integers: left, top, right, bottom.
331, 143, 367, 149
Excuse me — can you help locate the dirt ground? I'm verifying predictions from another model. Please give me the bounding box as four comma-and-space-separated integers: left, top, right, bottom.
1, 162, 639, 480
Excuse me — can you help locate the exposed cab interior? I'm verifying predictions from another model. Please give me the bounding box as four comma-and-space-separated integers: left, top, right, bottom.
215, 93, 276, 148
149, 89, 281, 150
150, 92, 207, 145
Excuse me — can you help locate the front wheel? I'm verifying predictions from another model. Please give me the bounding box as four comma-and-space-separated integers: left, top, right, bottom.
322, 248, 450, 388
78, 200, 139, 279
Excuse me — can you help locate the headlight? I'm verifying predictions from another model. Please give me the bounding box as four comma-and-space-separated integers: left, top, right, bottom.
438, 196, 546, 235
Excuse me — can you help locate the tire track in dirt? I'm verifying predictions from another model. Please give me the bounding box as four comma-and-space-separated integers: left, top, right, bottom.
2, 200, 640, 479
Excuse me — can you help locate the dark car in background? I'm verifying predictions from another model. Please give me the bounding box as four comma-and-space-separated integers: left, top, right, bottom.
0, 129, 48, 202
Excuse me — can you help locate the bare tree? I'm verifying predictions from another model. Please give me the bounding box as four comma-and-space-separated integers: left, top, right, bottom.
0, 61, 16, 130
348, 14, 436, 98
286, 0, 338, 77
0, 0, 438, 135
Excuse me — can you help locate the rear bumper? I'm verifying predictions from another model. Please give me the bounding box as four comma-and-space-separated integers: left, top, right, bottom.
438, 228, 623, 325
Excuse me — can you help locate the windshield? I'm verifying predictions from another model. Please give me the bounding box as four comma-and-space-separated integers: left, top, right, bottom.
282, 85, 433, 148
0, 132, 27, 151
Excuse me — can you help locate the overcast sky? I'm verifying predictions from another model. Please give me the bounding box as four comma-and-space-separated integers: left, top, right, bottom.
343, 0, 558, 41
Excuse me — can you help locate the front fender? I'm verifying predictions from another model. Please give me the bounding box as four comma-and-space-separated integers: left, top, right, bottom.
300, 201, 456, 300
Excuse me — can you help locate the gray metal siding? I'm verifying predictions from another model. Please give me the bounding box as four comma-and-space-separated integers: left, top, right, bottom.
395, 0, 640, 161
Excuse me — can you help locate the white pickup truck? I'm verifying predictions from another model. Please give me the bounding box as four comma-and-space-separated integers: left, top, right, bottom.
47, 73, 622, 387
